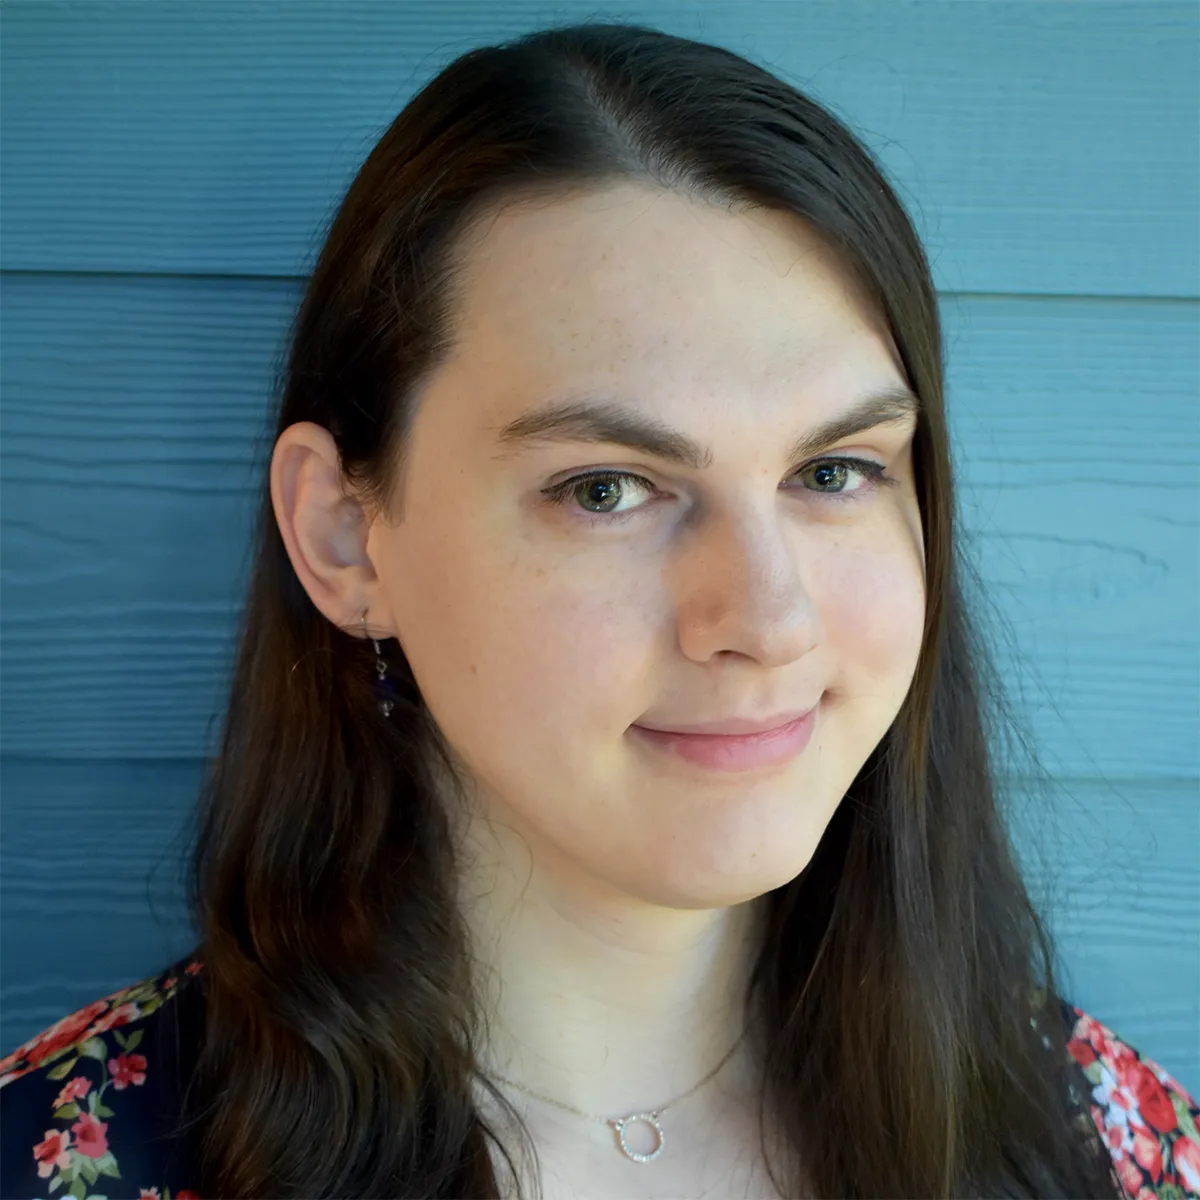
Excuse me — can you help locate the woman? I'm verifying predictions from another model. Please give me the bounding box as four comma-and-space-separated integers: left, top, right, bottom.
1, 20, 1196, 1200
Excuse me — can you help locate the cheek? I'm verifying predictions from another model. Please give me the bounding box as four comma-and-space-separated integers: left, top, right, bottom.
819, 531, 926, 687
383, 522, 643, 765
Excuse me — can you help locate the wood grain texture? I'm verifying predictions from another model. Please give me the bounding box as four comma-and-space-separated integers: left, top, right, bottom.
2, 275, 1196, 772
1, 0, 1197, 295
1, 759, 1195, 1095
1, 0, 1196, 1125
1005, 771, 1200, 1095
0, 758, 202, 1056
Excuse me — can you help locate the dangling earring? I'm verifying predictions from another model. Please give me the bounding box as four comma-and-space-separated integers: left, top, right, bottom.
361, 609, 395, 717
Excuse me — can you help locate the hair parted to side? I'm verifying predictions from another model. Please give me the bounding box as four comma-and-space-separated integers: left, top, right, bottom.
178, 20, 1124, 1198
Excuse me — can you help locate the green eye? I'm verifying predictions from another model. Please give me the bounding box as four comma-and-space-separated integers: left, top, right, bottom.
542, 457, 894, 527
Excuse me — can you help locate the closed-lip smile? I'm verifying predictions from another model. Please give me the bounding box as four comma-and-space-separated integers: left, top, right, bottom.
634, 706, 817, 737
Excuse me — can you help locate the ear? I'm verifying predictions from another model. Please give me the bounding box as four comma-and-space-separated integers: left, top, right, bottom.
269, 421, 391, 638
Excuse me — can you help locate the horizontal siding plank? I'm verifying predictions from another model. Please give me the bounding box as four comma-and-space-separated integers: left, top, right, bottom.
0, 758, 201, 1057
0, 0, 1196, 296
2, 275, 1196, 771
1, 759, 1194, 1095
1005, 772, 1200, 1095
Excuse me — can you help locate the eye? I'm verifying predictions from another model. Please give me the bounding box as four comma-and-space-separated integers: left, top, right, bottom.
541, 471, 656, 524
541, 457, 896, 526
795, 457, 893, 498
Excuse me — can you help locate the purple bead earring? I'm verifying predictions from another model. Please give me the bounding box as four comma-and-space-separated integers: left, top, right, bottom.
361, 609, 396, 717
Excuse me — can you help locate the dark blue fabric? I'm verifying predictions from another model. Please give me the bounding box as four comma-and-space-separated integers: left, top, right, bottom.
0, 953, 204, 1199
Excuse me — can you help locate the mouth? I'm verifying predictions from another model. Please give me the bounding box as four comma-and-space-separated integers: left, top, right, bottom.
630, 703, 819, 773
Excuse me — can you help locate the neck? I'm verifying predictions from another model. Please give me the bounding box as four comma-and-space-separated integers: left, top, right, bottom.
449, 790, 764, 1119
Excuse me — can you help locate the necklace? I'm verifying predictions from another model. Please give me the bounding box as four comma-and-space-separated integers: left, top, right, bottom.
486, 1032, 746, 1163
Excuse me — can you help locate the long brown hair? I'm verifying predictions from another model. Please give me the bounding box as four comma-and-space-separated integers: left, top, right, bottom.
181, 20, 1124, 1197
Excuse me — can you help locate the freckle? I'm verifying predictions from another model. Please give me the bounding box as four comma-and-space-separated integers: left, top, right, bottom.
470, 662, 478, 676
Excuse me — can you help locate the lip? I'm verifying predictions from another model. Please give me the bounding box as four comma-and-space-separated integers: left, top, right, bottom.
635, 708, 816, 736
630, 703, 819, 772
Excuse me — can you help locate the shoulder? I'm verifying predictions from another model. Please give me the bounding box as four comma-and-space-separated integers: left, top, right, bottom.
0, 952, 207, 1200
1059, 998, 1200, 1198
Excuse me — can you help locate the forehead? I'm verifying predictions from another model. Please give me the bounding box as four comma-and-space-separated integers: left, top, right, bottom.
442, 183, 904, 422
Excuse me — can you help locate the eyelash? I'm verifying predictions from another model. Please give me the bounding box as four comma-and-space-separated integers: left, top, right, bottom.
541, 457, 896, 527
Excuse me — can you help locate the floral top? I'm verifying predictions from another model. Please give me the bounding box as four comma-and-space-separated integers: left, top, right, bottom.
0, 955, 205, 1199
1, 954, 1197, 1199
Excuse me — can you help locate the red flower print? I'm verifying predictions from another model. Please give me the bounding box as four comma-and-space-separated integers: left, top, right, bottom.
70, 1112, 109, 1158
162, 976, 178, 988
139, 1189, 162, 1199
176, 1191, 200, 1199
1122, 1058, 1177, 1135
52, 1074, 92, 1109
1116, 1154, 1144, 1196
1075, 1011, 1114, 1061
1109, 1042, 1144, 1092
33, 1128, 72, 1178
108, 1050, 148, 1089
1176, 1133, 1200, 1193
23, 999, 109, 1067
1107, 1122, 1128, 1154
1131, 1126, 1163, 1183
1068, 1036, 1098, 1068
91, 1000, 138, 1035
184, 960, 204, 975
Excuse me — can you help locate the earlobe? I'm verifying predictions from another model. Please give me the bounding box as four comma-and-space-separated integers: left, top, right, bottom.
270, 421, 382, 634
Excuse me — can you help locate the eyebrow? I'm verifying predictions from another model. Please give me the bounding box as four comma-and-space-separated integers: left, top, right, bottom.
494, 384, 920, 471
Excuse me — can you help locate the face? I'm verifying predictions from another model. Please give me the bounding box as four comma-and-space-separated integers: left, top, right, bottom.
368, 182, 926, 910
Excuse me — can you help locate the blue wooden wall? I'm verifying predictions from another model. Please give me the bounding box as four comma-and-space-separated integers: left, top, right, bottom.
2, 0, 1197, 1094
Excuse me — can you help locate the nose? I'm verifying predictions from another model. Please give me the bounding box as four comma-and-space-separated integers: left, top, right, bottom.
669, 508, 820, 668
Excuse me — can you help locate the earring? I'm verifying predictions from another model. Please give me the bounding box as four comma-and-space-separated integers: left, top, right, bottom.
361, 609, 396, 717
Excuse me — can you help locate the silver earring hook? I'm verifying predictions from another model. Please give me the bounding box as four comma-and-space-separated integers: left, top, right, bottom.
361, 608, 394, 717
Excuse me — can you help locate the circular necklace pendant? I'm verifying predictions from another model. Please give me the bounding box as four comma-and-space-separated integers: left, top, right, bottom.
608, 1111, 665, 1162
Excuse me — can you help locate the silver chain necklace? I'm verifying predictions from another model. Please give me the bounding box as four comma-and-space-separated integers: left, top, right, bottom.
486, 1032, 746, 1163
